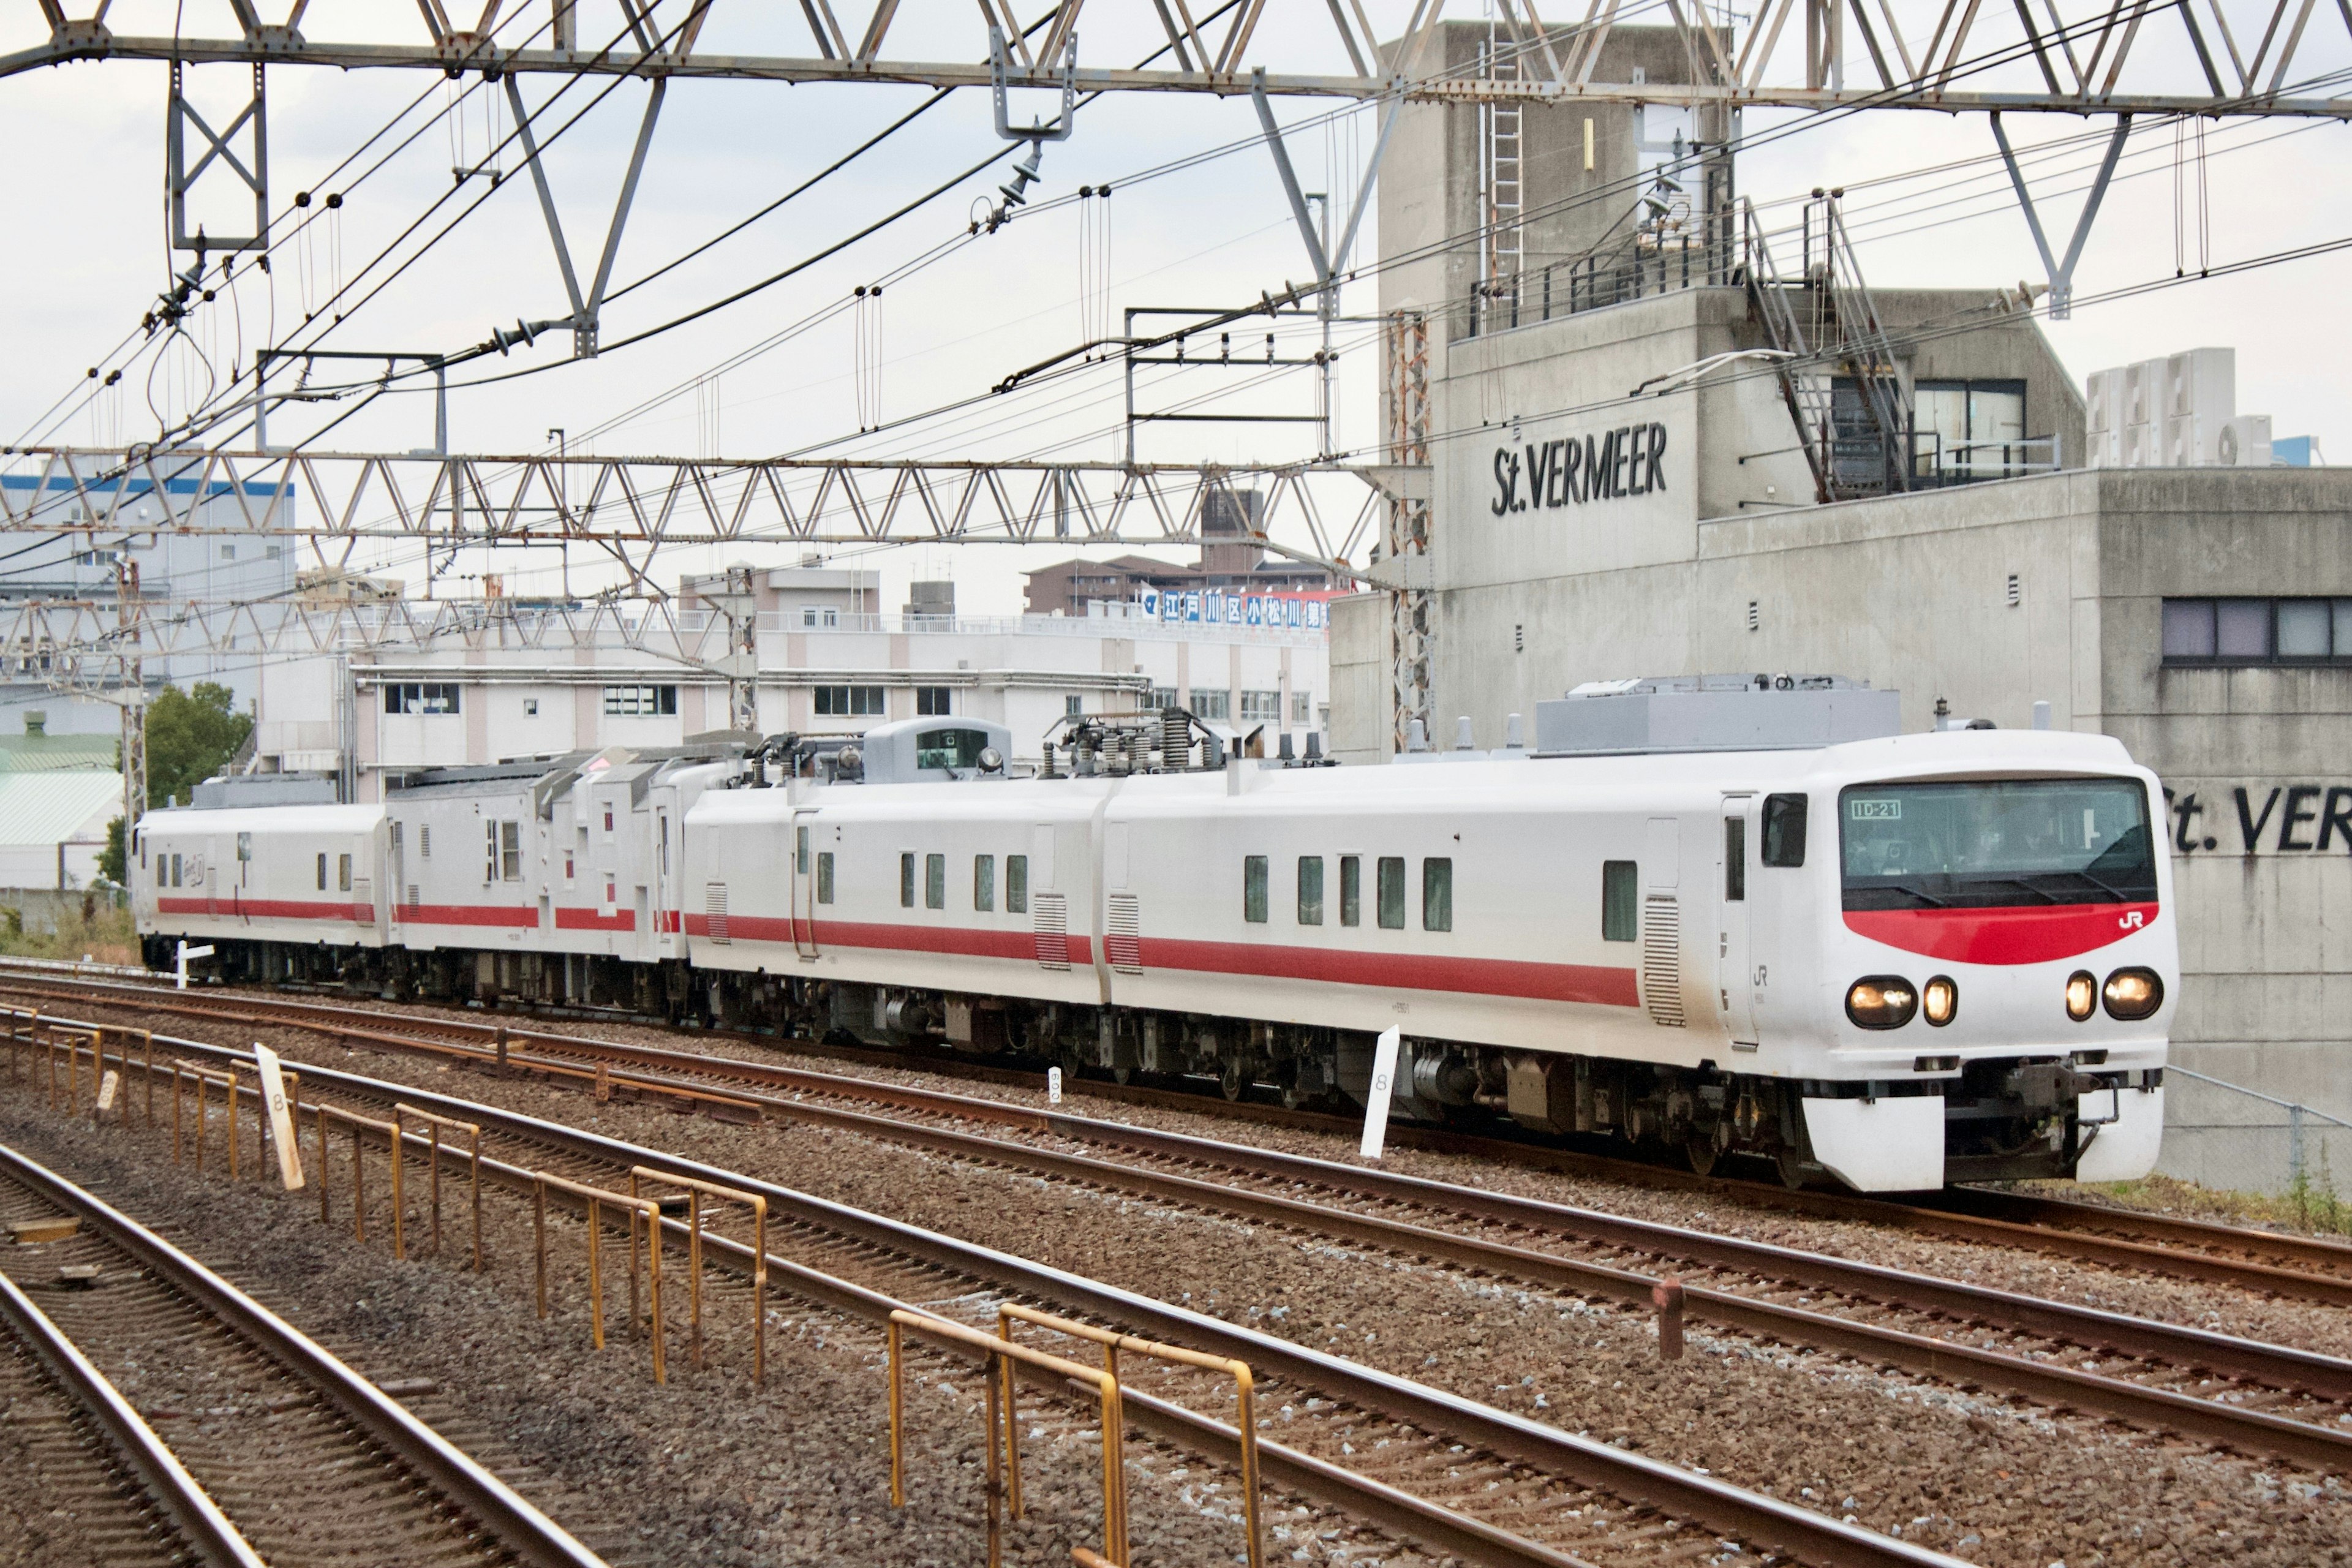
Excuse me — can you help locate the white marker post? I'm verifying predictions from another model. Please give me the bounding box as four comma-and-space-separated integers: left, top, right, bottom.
251, 1043, 305, 1191
96, 1070, 120, 1116
1047, 1066, 1063, 1106
1359, 1027, 1403, 1160
174, 940, 215, 990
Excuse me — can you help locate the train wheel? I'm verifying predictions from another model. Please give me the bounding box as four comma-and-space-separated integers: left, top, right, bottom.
1220, 1058, 1248, 1101
1686, 1134, 1719, 1178
1111, 1064, 1135, 1085
1775, 1145, 1809, 1191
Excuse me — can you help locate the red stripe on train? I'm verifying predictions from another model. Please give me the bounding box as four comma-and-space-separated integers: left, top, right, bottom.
1843, 902, 2160, 965
554, 908, 636, 932
157, 896, 370, 921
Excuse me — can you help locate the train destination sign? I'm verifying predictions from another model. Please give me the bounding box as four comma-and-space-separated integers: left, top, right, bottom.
1490, 421, 1670, 515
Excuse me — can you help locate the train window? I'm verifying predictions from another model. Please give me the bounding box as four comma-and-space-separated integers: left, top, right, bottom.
925, 853, 946, 910
975, 854, 996, 911
500, 821, 522, 881
1761, 794, 1808, 867
170, 854, 182, 888
1340, 856, 1361, 927
1724, 818, 1746, 901
1243, 856, 1268, 923
900, 853, 916, 908
317, 853, 328, 891
1423, 859, 1453, 932
237, 832, 251, 862
1602, 862, 1638, 940
1297, 856, 1324, 925
1376, 857, 1406, 929
1007, 855, 1029, 914
817, 852, 835, 904
339, 854, 353, 892
796, 827, 809, 875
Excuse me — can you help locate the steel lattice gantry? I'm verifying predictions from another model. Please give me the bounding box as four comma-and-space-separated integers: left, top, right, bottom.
13, 0, 2352, 114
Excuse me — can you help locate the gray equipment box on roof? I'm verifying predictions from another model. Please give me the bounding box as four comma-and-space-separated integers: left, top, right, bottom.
1534, 675, 1901, 756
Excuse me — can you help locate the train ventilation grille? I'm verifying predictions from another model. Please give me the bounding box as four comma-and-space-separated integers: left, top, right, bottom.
1033, 893, 1070, 970
705, 883, 730, 944
1642, 895, 1686, 1027
403, 884, 420, 918
1106, 894, 1142, 974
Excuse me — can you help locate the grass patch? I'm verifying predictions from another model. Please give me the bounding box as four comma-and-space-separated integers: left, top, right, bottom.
2031, 1167, 2352, 1240
0, 897, 140, 966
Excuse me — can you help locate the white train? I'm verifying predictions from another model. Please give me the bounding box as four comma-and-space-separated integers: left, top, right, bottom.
131, 680, 2173, 1192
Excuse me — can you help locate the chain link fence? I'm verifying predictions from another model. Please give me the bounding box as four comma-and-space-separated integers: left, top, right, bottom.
2156, 1066, 2352, 1207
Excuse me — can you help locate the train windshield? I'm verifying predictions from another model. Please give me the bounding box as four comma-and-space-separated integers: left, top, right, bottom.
1839, 778, 2156, 910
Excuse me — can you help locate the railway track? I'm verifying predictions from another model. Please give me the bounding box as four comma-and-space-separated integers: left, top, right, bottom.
21, 965, 2345, 1307
27, 978, 2352, 1479
0, 1008, 1978, 1568
0, 1134, 607, 1568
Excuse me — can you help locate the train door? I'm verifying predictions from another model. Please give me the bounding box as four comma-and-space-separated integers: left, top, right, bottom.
1719, 797, 1758, 1048
653, 806, 676, 957
791, 809, 821, 960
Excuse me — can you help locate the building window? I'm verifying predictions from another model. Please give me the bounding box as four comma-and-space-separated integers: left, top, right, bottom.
1339, 855, 1361, 927
802, 607, 818, 627
815, 685, 887, 717
1376, 857, 1406, 930
2163, 597, 2352, 664
1240, 690, 1281, 725
524, 698, 540, 716
817, 852, 835, 903
221, 544, 237, 560
916, 686, 952, 716
1290, 692, 1311, 725
1908, 379, 2030, 480
1065, 695, 1084, 717
1007, 854, 1028, 914
900, 852, 916, 908
1191, 689, 1230, 722
1602, 861, 1637, 940
384, 682, 461, 715
1297, 856, 1323, 925
925, 853, 946, 910
1422, 859, 1452, 932
603, 684, 677, 716
1142, 687, 1177, 710
1243, 856, 1268, 923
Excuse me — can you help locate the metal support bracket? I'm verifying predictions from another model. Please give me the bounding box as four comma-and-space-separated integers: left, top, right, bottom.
503, 74, 669, 358
168, 61, 268, 252
992, 26, 1077, 141
1251, 69, 1330, 282
1992, 111, 2132, 320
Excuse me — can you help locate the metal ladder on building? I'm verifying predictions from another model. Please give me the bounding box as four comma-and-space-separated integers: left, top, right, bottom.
1742, 194, 1913, 502
1480, 40, 1523, 295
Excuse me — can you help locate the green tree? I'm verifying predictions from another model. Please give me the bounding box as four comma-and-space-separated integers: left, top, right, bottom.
98, 682, 253, 884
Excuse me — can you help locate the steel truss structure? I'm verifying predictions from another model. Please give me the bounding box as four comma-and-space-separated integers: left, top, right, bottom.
13, 1, 2352, 114
1, 444, 1381, 591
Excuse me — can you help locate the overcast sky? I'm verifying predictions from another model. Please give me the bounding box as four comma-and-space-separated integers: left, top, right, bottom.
4, 2, 2346, 618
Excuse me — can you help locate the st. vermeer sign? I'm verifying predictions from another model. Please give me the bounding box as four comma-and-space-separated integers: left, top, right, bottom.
2165, 785, 2352, 854
1490, 421, 1671, 514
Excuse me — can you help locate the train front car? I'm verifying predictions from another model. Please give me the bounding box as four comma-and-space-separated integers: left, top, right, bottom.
1786, 731, 2174, 1192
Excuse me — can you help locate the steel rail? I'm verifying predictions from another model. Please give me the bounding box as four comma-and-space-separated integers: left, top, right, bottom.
60, 1017, 1973, 1568
0, 1139, 611, 1568
15, 969, 2350, 1302
0, 1266, 266, 1568
157, 996, 2352, 1469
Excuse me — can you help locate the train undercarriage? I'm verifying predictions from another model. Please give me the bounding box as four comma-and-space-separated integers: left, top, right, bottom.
148, 934, 2125, 1188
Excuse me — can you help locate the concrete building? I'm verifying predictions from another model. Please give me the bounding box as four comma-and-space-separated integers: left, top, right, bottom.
1332, 67, 2350, 1184
1023, 488, 1332, 616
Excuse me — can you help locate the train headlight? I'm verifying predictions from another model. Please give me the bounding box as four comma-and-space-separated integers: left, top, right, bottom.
1845, 976, 1918, 1030
2065, 970, 2097, 1022
2102, 967, 2164, 1020
1922, 976, 1958, 1027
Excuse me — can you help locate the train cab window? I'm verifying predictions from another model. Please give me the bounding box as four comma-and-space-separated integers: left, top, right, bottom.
339, 854, 353, 892
817, 852, 835, 904
1243, 856, 1268, 923
1297, 856, 1324, 925
1602, 861, 1638, 941
1724, 818, 1746, 901
925, 853, 946, 910
1761, 793, 1808, 867
1007, 854, 1029, 914
1340, 856, 1361, 927
900, 853, 916, 908
975, 854, 996, 911
1376, 857, 1406, 929
1422, 859, 1453, 932
317, 853, 328, 891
